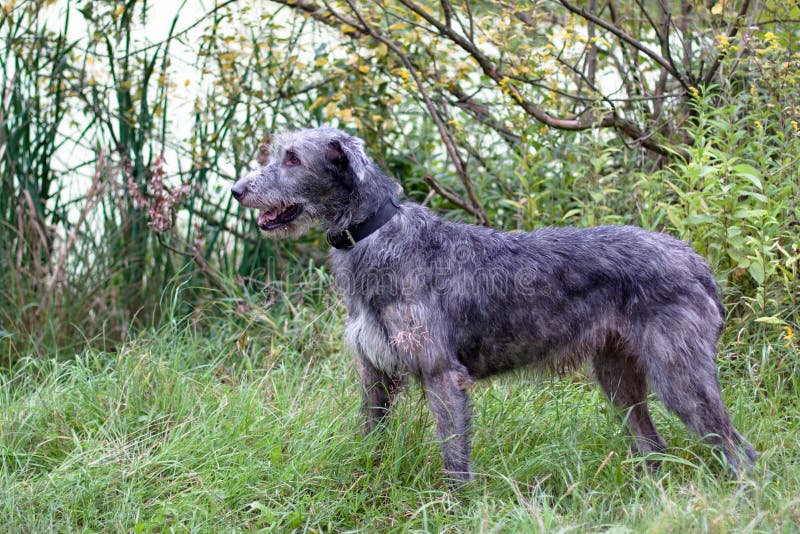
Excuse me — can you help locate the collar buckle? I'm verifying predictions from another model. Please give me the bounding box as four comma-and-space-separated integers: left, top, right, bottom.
343, 229, 356, 248
327, 196, 399, 250
326, 228, 357, 249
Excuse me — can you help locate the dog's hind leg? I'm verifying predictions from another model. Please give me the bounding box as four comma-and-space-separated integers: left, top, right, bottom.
652, 365, 756, 471
640, 327, 757, 471
593, 341, 667, 462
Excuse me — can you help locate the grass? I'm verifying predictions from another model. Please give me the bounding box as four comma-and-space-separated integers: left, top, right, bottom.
1, 275, 799, 532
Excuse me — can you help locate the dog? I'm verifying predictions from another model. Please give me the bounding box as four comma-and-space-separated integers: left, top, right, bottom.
231, 127, 756, 483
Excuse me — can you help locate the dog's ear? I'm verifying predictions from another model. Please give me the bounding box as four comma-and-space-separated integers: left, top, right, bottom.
326, 135, 369, 189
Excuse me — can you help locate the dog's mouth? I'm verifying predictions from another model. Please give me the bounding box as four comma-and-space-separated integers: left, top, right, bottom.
257, 203, 304, 231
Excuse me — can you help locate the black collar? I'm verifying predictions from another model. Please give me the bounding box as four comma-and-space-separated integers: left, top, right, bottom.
327, 196, 401, 250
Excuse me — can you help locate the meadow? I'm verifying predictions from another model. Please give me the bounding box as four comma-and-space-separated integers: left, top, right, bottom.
2, 270, 799, 531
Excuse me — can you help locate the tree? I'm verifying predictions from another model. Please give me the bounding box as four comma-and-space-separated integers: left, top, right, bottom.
259, 0, 788, 222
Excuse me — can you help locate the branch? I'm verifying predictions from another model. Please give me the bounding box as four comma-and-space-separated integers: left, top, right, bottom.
585, 4, 599, 89
283, 0, 367, 37
396, 0, 672, 154
422, 175, 485, 220
337, 0, 490, 224
558, 0, 692, 90
702, 0, 752, 86
272, 0, 679, 156
441, 82, 521, 144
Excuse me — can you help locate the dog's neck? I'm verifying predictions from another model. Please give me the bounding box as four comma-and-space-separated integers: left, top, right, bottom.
327, 194, 400, 249
336, 163, 399, 230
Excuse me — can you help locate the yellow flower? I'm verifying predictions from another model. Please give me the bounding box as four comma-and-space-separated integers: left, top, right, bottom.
446, 118, 462, 131
782, 326, 795, 348
391, 68, 410, 81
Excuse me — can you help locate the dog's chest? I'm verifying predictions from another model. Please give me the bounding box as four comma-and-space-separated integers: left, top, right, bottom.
343, 300, 402, 374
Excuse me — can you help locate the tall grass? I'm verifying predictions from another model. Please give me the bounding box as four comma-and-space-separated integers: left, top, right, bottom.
1, 271, 798, 531
0, 2, 298, 363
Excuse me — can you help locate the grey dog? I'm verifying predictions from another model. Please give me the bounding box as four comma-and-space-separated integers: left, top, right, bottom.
231, 127, 756, 483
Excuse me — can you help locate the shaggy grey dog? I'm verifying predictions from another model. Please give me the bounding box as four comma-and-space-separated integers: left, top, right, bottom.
231, 127, 756, 483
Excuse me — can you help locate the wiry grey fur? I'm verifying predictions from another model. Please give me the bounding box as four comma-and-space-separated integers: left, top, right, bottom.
232, 127, 757, 483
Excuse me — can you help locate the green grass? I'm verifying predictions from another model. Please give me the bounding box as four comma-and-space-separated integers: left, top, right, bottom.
2, 282, 799, 532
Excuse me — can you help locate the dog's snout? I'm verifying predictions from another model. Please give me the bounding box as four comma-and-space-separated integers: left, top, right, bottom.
231, 181, 247, 200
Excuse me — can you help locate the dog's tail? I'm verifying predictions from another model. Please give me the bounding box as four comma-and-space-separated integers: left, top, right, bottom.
697, 265, 726, 336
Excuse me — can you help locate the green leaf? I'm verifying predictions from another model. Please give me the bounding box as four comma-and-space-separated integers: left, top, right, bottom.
499, 199, 527, 211
561, 208, 583, 221
741, 191, 768, 203
286, 510, 305, 529
734, 208, 768, 219
269, 444, 283, 465
699, 165, 719, 177
685, 214, 716, 224
755, 316, 785, 325
748, 262, 765, 284
732, 163, 764, 190
727, 226, 742, 237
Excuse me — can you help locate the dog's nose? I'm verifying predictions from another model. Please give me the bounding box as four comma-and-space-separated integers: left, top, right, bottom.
231, 181, 246, 200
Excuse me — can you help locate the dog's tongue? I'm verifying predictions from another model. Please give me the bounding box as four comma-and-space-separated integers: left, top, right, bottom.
258, 210, 279, 226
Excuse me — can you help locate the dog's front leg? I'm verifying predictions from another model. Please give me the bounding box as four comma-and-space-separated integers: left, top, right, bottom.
357, 356, 400, 434
423, 368, 473, 484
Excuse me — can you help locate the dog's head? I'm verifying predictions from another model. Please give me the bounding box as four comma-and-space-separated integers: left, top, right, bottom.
231, 128, 381, 238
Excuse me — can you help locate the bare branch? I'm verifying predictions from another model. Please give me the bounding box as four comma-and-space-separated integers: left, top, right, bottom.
440, 0, 452, 29
422, 175, 485, 220
271, 0, 680, 156
340, 0, 489, 224
584, 0, 599, 89
444, 84, 522, 144
558, 0, 691, 90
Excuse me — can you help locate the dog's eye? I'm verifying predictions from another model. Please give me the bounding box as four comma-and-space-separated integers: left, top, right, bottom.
284, 151, 301, 167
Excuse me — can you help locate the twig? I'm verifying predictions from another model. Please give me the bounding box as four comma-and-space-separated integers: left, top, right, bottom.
422, 175, 484, 219
558, 0, 691, 90
335, 0, 490, 224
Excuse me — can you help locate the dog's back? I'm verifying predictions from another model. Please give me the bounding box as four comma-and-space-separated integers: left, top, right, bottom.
334, 204, 723, 378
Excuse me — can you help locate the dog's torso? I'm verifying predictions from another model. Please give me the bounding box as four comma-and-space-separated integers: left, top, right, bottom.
331, 202, 723, 379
